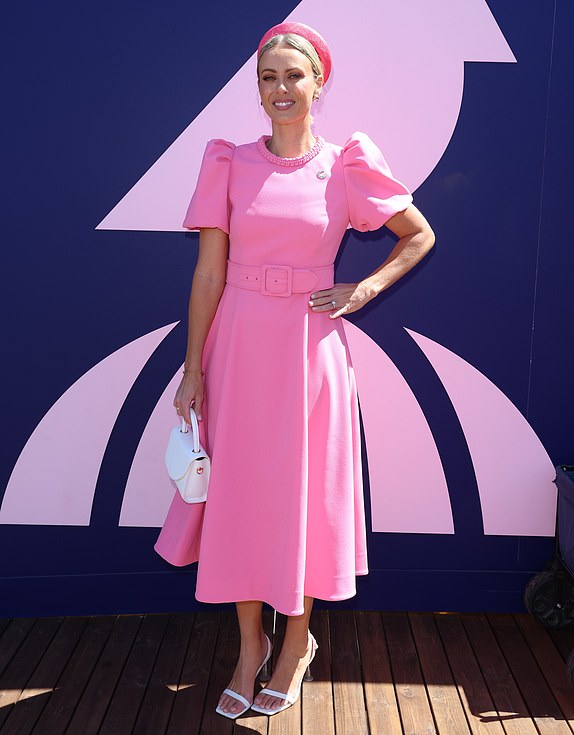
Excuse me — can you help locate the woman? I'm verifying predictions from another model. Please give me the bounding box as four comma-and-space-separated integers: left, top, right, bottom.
155, 21, 435, 718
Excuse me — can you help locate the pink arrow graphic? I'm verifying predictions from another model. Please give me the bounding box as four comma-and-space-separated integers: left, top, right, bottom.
97, 0, 515, 232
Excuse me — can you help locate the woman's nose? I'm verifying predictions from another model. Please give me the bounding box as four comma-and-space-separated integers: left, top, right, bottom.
276, 80, 288, 92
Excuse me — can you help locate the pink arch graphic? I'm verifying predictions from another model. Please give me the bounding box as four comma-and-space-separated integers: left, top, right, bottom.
119, 365, 183, 527
0, 323, 178, 526
343, 321, 453, 534
2, 319, 557, 535
120, 320, 456, 532
120, 321, 557, 537
407, 329, 557, 536
97, 0, 515, 232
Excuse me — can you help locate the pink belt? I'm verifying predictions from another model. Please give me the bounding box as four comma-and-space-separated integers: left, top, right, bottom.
226, 260, 334, 297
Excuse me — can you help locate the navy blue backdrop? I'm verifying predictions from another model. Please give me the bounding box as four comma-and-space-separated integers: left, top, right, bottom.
2, 0, 572, 616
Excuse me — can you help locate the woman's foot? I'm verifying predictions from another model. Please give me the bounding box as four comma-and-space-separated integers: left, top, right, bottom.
252, 631, 315, 712
217, 633, 270, 717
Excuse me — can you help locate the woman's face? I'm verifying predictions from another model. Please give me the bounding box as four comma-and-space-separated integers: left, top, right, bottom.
258, 45, 320, 127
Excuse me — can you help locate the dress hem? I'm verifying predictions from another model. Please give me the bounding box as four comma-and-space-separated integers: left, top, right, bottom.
195, 570, 369, 616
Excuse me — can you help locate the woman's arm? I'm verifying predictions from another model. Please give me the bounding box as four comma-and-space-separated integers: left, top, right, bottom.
174, 227, 229, 423
308, 204, 435, 318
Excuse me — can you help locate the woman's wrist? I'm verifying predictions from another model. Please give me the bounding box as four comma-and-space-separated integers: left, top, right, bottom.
358, 277, 383, 300
184, 354, 202, 371
183, 367, 205, 377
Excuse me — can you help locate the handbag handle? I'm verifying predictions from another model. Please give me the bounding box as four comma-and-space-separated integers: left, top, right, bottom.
180, 407, 200, 453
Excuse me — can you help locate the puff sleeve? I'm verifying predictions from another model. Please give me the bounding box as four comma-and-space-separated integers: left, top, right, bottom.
343, 131, 412, 232
182, 139, 236, 233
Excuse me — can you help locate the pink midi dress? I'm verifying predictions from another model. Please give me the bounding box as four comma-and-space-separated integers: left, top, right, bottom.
154, 131, 412, 616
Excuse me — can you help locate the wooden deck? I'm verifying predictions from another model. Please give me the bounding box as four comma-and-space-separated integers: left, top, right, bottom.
0, 609, 573, 734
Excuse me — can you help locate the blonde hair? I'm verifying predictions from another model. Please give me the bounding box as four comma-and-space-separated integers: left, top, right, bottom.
257, 33, 324, 83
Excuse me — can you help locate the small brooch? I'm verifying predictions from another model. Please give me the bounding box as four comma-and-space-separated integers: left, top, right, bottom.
316, 169, 328, 180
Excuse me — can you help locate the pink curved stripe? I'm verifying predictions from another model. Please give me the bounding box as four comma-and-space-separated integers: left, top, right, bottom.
343, 321, 453, 534
0, 323, 179, 525
120, 367, 183, 527
97, 0, 514, 232
406, 329, 557, 536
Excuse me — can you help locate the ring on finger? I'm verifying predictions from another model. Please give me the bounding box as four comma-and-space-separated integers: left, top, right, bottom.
331, 300, 337, 309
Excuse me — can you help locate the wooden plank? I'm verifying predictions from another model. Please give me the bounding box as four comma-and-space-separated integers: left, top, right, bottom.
165, 611, 219, 735
99, 613, 170, 734
488, 613, 572, 735
1, 616, 87, 735
434, 613, 505, 735
32, 616, 115, 735
132, 613, 195, 735
238, 607, 274, 734
0, 617, 63, 728
461, 613, 538, 735
4, 608, 572, 735
0, 619, 36, 678
515, 614, 574, 724
383, 612, 437, 735
236, 608, 275, 735
549, 627, 574, 663
234, 707, 270, 734
266, 609, 301, 735
355, 611, 402, 735
197, 611, 237, 735
409, 612, 471, 735
301, 609, 335, 735
330, 610, 369, 735
65, 614, 143, 735
233, 605, 276, 735
0, 618, 12, 638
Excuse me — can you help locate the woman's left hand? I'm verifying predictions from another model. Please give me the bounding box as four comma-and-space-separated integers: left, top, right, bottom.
309, 282, 374, 319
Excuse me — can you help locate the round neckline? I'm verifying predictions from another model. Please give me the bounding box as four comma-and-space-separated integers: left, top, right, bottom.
257, 135, 325, 166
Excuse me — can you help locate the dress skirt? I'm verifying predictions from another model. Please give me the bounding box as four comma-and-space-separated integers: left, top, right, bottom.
156, 281, 368, 616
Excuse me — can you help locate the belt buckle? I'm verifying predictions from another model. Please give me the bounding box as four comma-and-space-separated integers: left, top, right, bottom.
261, 264, 293, 297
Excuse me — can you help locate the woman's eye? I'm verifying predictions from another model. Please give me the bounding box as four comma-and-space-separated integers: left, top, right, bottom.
261, 73, 301, 82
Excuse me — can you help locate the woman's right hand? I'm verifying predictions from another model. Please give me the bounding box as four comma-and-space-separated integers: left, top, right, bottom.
173, 373, 204, 424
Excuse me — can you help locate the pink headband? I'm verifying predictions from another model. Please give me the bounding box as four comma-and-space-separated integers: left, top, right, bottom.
257, 22, 332, 84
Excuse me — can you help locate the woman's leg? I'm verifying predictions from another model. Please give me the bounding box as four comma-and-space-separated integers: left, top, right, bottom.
217, 600, 269, 715
252, 595, 315, 711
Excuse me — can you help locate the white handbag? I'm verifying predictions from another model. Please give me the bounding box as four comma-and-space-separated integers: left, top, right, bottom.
165, 408, 211, 503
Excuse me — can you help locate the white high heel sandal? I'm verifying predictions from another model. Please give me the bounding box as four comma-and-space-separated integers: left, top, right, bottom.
215, 634, 272, 719
250, 632, 318, 716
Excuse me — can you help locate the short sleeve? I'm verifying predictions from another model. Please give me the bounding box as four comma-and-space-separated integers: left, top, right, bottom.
182, 139, 236, 233
343, 131, 412, 232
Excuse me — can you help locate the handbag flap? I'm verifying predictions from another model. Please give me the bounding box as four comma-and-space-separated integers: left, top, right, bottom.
165, 426, 209, 481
